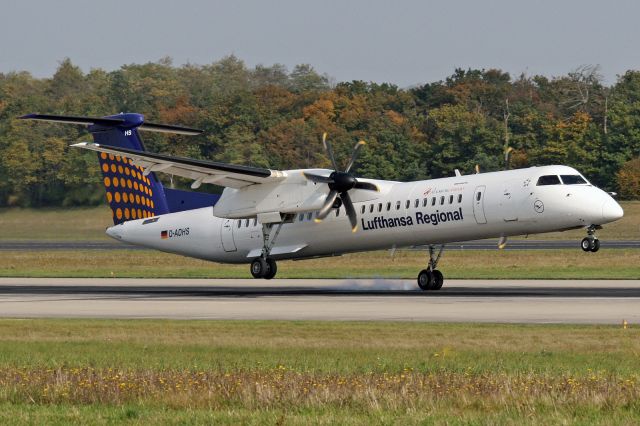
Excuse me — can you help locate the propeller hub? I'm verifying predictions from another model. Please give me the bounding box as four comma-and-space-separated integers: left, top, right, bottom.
329, 171, 357, 193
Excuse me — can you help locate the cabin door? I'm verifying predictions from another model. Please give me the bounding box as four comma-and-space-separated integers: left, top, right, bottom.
501, 181, 519, 222
220, 219, 237, 252
473, 185, 487, 224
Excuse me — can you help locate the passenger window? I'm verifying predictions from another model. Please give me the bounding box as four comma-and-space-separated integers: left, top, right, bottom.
476, 192, 482, 201
386, 202, 391, 211
405, 200, 410, 209
361, 205, 365, 214
245, 219, 250, 227
299, 213, 304, 221
307, 212, 312, 221
369, 204, 374, 213
414, 199, 419, 208
449, 195, 454, 204
396, 201, 401, 210
431, 197, 436, 206
440, 196, 445, 205
378, 203, 382, 212
253, 218, 257, 226
423, 198, 428, 207
457, 194, 462, 203
560, 175, 588, 185
237, 220, 241, 228
537, 175, 561, 186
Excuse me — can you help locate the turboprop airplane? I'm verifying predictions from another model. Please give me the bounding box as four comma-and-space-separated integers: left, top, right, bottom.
21, 112, 624, 290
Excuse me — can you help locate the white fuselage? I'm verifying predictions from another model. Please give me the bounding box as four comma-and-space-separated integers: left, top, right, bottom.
106, 165, 623, 264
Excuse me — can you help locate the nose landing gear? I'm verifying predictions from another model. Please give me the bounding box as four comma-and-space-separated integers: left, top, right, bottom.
580, 225, 600, 252
417, 245, 445, 291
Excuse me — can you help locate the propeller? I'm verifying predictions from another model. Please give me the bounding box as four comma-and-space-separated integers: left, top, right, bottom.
304, 133, 379, 232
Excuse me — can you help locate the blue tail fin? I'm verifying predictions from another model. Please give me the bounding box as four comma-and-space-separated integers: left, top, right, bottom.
20, 112, 211, 225
89, 113, 170, 223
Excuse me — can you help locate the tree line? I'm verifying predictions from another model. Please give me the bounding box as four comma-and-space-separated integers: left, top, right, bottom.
1, 57, 639, 207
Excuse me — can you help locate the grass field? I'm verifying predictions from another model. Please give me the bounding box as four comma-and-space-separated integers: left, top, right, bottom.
0, 319, 638, 424
1, 248, 639, 279
1, 201, 639, 241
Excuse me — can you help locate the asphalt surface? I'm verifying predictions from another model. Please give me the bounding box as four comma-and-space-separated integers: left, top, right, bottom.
2, 240, 639, 251
1, 278, 639, 324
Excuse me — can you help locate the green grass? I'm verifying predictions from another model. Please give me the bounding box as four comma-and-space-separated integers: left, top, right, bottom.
0, 207, 112, 241
0, 319, 639, 424
1, 248, 639, 279
1, 201, 639, 241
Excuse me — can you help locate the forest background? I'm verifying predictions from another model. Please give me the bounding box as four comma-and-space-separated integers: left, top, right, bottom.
1, 56, 639, 207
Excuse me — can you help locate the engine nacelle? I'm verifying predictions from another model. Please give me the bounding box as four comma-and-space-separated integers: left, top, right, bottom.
212, 169, 388, 219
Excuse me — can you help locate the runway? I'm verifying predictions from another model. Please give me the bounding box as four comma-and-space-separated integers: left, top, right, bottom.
2, 239, 639, 251
0, 278, 639, 324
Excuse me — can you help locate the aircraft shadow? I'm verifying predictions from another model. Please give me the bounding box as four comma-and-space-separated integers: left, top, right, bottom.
0, 285, 639, 299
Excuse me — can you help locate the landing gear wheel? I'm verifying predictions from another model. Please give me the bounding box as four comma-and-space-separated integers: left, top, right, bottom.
590, 238, 600, 252
250, 258, 268, 279
431, 270, 444, 290
417, 269, 433, 290
263, 258, 277, 280
581, 237, 592, 252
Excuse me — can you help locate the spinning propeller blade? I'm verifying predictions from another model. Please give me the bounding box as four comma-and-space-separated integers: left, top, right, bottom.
304, 133, 377, 230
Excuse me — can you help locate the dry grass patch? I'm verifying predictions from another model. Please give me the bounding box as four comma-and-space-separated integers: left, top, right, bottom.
1, 320, 640, 423
2, 367, 638, 413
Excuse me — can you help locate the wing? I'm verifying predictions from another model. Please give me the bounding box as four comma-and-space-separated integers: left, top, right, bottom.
72, 142, 286, 189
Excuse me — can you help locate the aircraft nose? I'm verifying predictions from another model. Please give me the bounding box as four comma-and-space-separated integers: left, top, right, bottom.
601, 198, 624, 223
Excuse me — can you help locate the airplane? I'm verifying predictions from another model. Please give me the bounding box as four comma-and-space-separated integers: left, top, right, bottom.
20, 112, 624, 290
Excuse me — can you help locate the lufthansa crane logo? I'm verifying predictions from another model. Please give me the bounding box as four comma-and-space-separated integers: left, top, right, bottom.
534, 199, 544, 213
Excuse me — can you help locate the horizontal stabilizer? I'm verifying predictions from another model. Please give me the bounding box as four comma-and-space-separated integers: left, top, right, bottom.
20, 113, 203, 135
19, 113, 125, 127
138, 122, 203, 135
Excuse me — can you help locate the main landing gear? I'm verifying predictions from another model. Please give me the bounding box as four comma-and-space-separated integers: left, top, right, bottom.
580, 225, 600, 253
250, 222, 283, 279
250, 257, 277, 280
417, 245, 445, 291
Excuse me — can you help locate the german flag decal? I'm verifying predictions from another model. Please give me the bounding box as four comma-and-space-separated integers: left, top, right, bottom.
161, 230, 168, 239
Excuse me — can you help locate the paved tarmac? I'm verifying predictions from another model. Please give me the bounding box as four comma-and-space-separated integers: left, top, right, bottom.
2, 239, 640, 251
0, 278, 638, 324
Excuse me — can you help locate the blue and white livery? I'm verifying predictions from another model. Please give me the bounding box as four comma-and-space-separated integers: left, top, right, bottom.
21, 113, 624, 290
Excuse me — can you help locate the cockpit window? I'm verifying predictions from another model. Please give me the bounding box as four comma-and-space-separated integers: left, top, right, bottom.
536, 175, 561, 186
560, 175, 588, 185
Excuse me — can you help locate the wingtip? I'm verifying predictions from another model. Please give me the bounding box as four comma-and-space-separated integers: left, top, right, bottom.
314, 218, 323, 224
351, 226, 358, 233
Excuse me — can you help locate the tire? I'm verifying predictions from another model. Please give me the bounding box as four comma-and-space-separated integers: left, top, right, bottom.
263, 258, 278, 280
432, 270, 444, 290
581, 237, 591, 252
417, 269, 433, 291
590, 239, 600, 252
250, 258, 266, 279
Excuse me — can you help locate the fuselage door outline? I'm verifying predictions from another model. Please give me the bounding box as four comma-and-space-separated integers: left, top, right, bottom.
220, 219, 237, 252
473, 185, 487, 224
